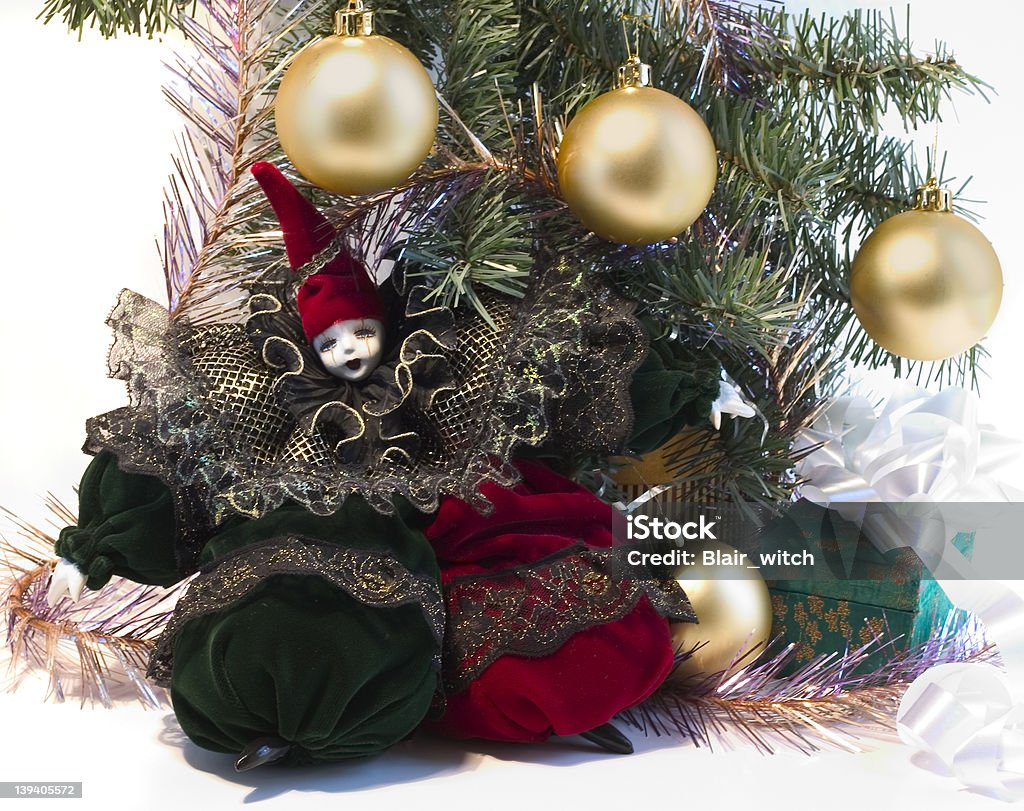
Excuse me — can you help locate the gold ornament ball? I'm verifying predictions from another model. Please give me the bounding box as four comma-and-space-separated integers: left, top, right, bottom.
556, 86, 718, 245
851, 210, 1003, 361
669, 539, 772, 679
275, 34, 438, 195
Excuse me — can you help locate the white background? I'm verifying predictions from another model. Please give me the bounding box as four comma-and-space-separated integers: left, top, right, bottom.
0, 1, 1021, 809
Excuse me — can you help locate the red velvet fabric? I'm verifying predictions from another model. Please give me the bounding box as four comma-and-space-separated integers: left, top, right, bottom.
252, 162, 383, 340
426, 460, 675, 743
295, 276, 384, 342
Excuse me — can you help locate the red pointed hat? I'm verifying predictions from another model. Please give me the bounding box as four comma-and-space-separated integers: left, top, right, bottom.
252, 162, 383, 341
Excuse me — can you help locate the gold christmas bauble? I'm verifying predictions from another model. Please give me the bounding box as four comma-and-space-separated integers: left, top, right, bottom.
851, 208, 1003, 361
275, 32, 438, 195
556, 85, 717, 245
669, 539, 772, 679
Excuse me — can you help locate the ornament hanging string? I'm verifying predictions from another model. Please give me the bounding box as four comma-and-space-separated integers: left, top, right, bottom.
619, 12, 651, 62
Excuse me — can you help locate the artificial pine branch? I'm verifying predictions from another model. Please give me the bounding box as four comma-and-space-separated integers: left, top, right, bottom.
39, 0, 194, 38
437, 0, 520, 151
162, 0, 287, 322
622, 617, 993, 755
707, 92, 847, 226
673, 0, 780, 95
758, 8, 989, 129
403, 174, 535, 320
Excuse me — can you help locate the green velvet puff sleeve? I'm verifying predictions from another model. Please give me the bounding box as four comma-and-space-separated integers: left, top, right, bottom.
54, 451, 185, 591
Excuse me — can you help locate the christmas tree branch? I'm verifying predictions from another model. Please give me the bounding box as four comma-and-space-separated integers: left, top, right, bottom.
402, 174, 535, 321
621, 243, 804, 359
623, 616, 992, 755
39, 0, 194, 38
708, 94, 847, 225
518, 0, 622, 109
162, 0, 277, 322
659, 0, 781, 95
518, 0, 789, 108
757, 8, 989, 130
436, 0, 519, 152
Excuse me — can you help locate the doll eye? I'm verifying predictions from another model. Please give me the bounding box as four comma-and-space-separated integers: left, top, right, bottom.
318, 338, 337, 353
354, 328, 377, 339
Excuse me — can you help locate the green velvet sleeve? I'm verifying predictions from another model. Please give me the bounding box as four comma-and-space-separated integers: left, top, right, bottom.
627, 329, 722, 455
54, 451, 185, 591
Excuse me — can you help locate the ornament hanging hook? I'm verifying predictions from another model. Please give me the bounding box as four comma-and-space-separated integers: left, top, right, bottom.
914, 176, 953, 213
336, 0, 374, 36
914, 118, 951, 212
615, 13, 653, 89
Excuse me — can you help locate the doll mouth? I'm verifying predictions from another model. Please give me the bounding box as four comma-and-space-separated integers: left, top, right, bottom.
345, 359, 362, 371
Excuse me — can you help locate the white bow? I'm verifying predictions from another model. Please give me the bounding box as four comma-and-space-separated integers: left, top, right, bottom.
795, 384, 1024, 800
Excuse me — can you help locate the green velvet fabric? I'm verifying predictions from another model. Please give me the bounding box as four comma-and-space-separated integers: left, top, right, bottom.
627, 328, 722, 455
171, 573, 440, 765
54, 451, 183, 591
199, 497, 437, 576
170, 498, 442, 765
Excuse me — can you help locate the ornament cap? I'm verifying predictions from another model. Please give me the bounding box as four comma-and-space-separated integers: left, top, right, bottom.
914, 177, 954, 213
614, 56, 652, 89
335, 0, 374, 36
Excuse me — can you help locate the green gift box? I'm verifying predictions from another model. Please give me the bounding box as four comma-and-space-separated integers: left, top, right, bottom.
762, 500, 974, 674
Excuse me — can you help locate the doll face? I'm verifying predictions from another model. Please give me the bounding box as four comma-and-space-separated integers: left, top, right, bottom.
312, 319, 384, 382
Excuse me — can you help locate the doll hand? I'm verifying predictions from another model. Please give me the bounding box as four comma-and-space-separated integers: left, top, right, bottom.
47, 559, 87, 607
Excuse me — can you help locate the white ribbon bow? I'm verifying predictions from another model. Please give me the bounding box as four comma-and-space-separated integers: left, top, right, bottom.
898, 663, 1024, 801
795, 384, 1024, 800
